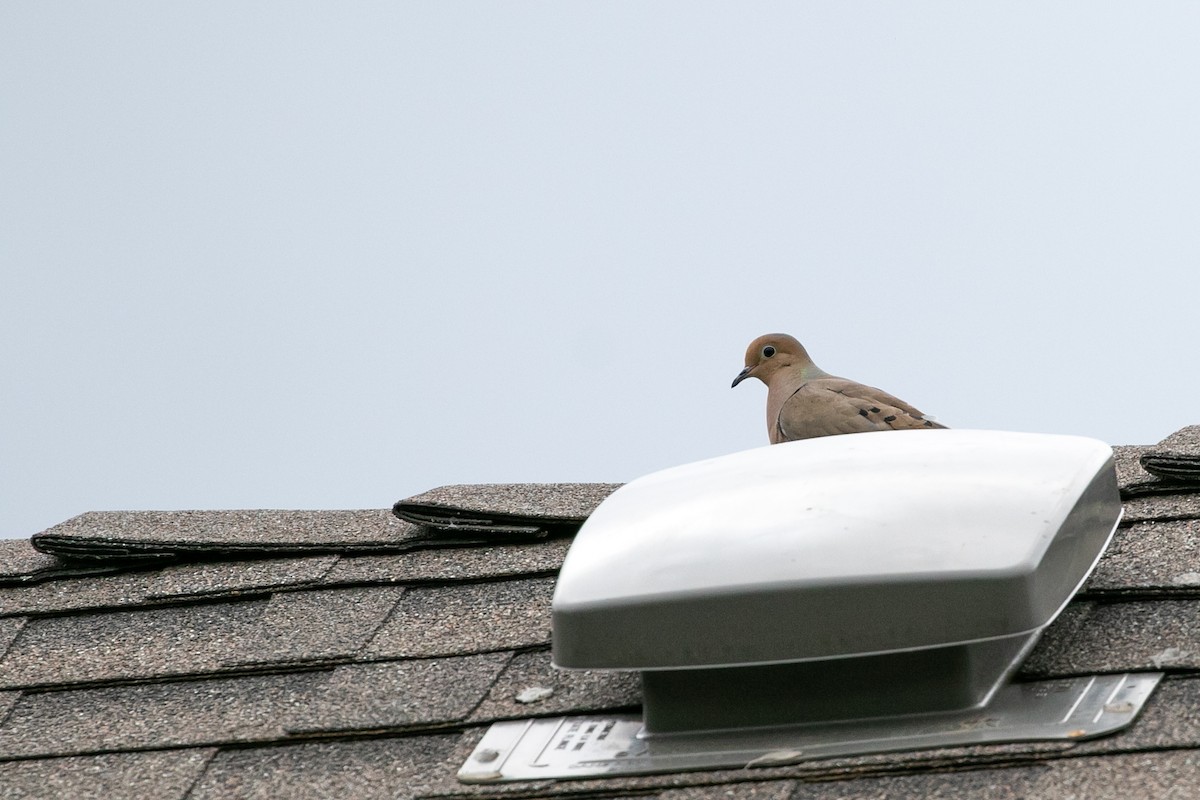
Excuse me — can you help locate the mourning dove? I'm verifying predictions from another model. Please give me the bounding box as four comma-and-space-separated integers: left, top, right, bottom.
732, 333, 946, 443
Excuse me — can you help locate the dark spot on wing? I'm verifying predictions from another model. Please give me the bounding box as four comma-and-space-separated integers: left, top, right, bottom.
883, 415, 897, 423
858, 409, 869, 418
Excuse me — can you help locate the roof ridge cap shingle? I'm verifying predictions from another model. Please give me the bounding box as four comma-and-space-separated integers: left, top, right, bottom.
1140, 425, 1200, 482
392, 482, 622, 535
29, 509, 448, 563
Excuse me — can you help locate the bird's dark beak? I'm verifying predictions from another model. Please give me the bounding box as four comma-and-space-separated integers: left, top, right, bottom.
731, 366, 753, 388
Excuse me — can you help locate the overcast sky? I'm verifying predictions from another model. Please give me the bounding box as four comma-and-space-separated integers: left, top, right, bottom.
3, 3, 1199, 539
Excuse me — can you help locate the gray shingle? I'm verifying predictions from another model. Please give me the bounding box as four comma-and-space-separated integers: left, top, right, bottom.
0, 615, 26, 658
1113, 444, 1155, 494
1086, 518, 1200, 593
1116, 439, 1198, 498
556, 784, 796, 800
1122, 492, 1200, 524
1023, 599, 1200, 676
289, 652, 510, 734
0, 542, 551, 619
365, 577, 555, 659
0, 749, 215, 800
468, 648, 641, 724
394, 483, 621, 534
1141, 425, 1200, 481
187, 735, 459, 800
0, 652, 508, 761
0, 538, 149, 587
0, 672, 330, 758
228, 586, 404, 666
145, 555, 338, 600
0, 571, 152, 617
655, 783, 801, 800
0, 539, 68, 582
0, 599, 268, 689
31, 509, 435, 560
788, 748, 1200, 800
323, 539, 570, 586
0, 690, 19, 722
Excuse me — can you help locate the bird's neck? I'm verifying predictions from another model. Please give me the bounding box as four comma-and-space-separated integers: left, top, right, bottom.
766, 361, 825, 429
794, 360, 827, 381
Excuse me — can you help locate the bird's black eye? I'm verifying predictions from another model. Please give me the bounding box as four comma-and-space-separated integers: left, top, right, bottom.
762, 345, 776, 358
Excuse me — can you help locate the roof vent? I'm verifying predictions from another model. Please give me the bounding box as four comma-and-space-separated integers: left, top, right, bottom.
460, 430, 1161, 783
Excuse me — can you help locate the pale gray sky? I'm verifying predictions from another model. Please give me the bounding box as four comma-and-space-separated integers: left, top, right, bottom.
4, 3, 1199, 539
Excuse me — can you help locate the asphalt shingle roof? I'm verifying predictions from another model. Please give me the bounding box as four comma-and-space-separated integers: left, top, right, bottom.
1, 427, 1199, 799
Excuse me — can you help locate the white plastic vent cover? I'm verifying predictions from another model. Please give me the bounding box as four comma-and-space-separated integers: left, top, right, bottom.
460, 430, 1161, 783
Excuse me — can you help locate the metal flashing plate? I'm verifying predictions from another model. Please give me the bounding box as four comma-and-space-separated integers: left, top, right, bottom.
458, 672, 1162, 783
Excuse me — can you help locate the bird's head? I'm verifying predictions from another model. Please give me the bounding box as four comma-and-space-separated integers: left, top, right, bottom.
731, 333, 812, 388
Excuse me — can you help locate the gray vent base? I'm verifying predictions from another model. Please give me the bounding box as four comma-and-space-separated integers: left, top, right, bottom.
459, 672, 1161, 784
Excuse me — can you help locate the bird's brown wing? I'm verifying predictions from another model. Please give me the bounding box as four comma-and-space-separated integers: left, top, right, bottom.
775, 377, 945, 441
